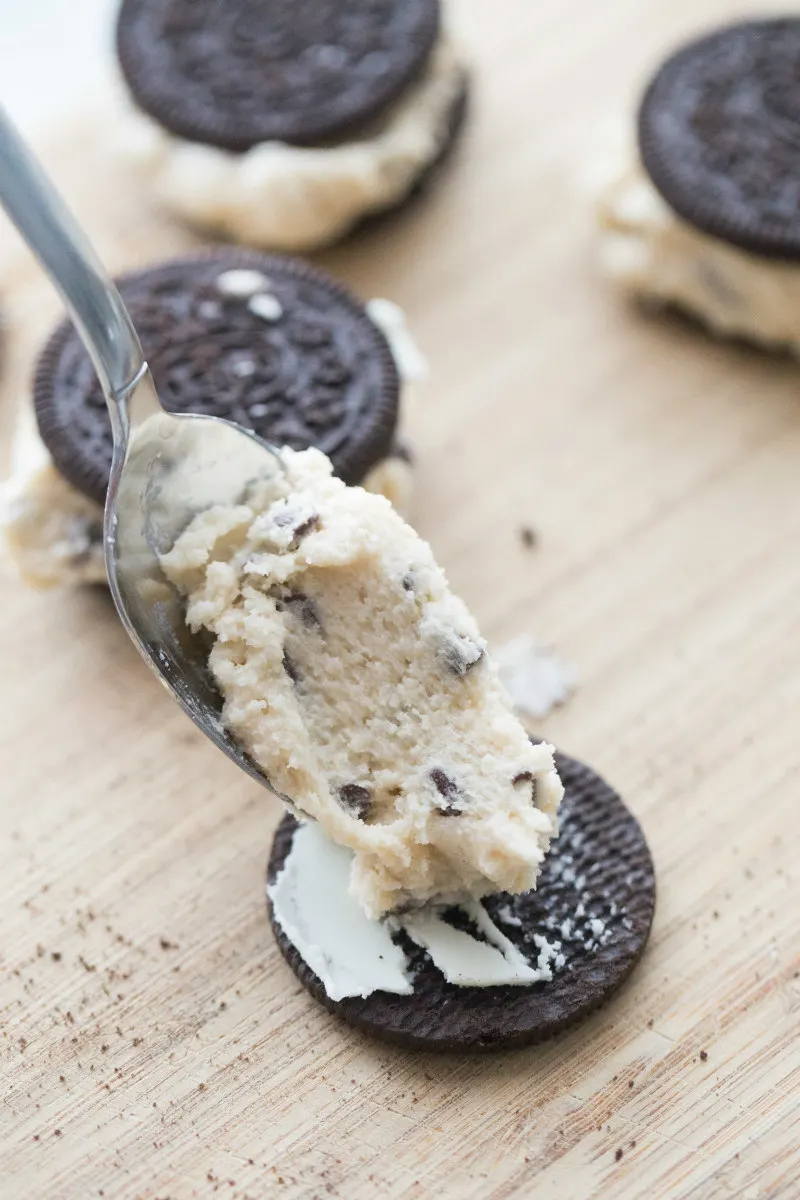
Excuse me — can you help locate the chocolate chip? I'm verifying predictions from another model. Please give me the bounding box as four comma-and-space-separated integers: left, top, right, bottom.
282, 651, 300, 683
429, 769, 464, 816
438, 632, 484, 677
278, 591, 322, 631
513, 771, 538, 805
272, 506, 320, 548
338, 785, 372, 821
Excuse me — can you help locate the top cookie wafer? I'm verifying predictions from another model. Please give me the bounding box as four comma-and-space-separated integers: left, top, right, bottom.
33, 250, 399, 507
638, 19, 800, 260
116, 0, 441, 152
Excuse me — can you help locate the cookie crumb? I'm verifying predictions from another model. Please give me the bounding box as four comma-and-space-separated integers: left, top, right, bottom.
215, 269, 270, 298
494, 634, 575, 720
248, 293, 283, 323
615, 1148, 623, 1162
700, 1049, 708, 1062
519, 525, 538, 549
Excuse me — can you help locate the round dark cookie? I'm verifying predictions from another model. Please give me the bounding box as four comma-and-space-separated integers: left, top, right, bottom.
117, 0, 441, 153
639, 19, 800, 260
266, 747, 656, 1052
33, 250, 400, 506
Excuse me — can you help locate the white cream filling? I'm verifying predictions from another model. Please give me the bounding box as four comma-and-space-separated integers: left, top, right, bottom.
0, 299, 422, 589
268, 821, 412, 1001
118, 30, 467, 251
596, 125, 800, 351
269, 821, 564, 1000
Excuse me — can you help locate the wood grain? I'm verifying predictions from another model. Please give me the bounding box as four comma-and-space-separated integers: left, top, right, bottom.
2, 2, 799, 1197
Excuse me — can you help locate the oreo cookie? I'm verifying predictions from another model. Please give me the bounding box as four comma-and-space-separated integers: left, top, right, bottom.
639, 19, 800, 260
33, 250, 400, 507
266, 748, 656, 1052
117, 0, 442, 152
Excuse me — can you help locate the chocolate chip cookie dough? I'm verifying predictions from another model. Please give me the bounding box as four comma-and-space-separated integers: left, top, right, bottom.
161, 447, 563, 918
597, 19, 800, 352
2, 251, 422, 588
116, 0, 470, 251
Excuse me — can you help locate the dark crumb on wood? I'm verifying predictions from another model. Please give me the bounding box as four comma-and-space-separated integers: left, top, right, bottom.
628, 1080, 634, 1088
615, 1148, 623, 1162
700, 1050, 708, 1061
646, 1018, 653, 1028
54, 1129, 62, 1137
519, 525, 538, 549
51, 952, 62, 962
159, 937, 178, 951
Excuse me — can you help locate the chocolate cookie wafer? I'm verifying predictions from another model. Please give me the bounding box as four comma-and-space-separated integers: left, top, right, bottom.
34, 250, 400, 506
597, 18, 800, 352
638, 20, 800, 261
115, 0, 470, 250
267, 748, 656, 1052
4, 249, 417, 590
118, 0, 442, 152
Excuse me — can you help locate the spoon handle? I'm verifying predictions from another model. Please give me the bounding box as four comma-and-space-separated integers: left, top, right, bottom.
0, 105, 145, 412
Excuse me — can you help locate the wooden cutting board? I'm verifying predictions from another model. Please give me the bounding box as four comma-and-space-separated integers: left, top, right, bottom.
2, 2, 799, 1197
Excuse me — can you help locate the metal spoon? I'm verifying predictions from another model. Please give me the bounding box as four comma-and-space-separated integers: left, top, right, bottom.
0, 107, 282, 790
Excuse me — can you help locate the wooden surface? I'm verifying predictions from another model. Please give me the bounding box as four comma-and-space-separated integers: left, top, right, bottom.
2, 2, 800, 1197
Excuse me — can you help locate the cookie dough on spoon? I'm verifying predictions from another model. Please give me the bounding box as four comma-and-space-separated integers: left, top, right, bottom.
161, 446, 563, 917
597, 19, 800, 352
